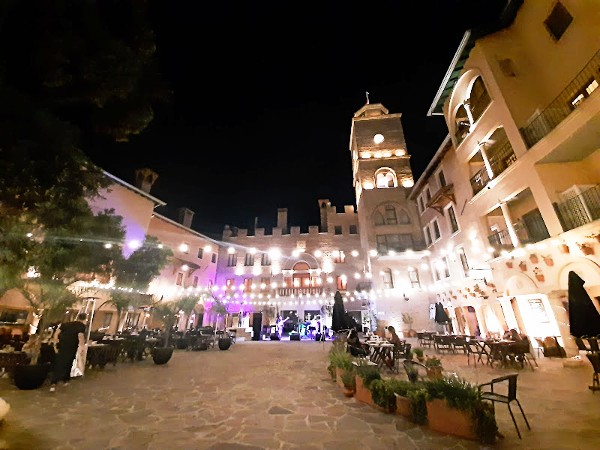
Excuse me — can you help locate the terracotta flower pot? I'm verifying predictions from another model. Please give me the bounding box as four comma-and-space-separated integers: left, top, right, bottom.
506, 261, 513, 268
559, 244, 570, 254
529, 254, 539, 264
426, 398, 477, 441
395, 393, 412, 419
535, 274, 545, 282
543, 257, 554, 267
355, 376, 375, 407
519, 262, 527, 271
581, 246, 594, 256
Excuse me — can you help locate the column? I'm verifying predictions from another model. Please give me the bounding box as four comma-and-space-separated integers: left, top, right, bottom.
500, 201, 520, 248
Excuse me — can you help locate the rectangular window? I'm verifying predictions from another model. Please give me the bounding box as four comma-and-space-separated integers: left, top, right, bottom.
336, 275, 347, 291
423, 226, 431, 247
261, 253, 271, 266
243, 277, 253, 291
376, 234, 414, 254
211, 253, 217, 263
443, 257, 451, 278
438, 170, 446, 188
175, 272, 183, 286
227, 254, 237, 267
408, 267, 420, 288
418, 196, 424, 214
425, 188, 432, 203
447, 205, 459, 233
334, 251, 346, 263
226, 278, 235, 289
244, 253, 255, 266
197, 248, 204, 259
432, 220, 441, 240
334, 225, 342, 235
349, 224, 358, 234
260, 277, 270, 289
384, 205, 398, 224
544, 1, 573, 41
457, 247, 470, 275
192, 276, 199, 288
382, 268, 394, 289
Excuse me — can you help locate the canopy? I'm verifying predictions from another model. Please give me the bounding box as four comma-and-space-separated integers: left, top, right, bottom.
568, 270, 600, 338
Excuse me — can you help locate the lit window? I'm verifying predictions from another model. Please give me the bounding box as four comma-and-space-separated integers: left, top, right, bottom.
382, 268, 394, 289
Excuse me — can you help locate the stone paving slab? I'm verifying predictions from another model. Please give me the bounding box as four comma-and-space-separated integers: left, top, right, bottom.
0, 340, 599, 449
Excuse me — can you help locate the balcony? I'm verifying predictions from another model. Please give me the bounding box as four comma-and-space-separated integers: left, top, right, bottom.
470, 168, 491, 195
487, 140, 517, 177
276, 287, 324, 296
555, 185, 600, 231
487, 208, 550, 252
520, 49, 600, 148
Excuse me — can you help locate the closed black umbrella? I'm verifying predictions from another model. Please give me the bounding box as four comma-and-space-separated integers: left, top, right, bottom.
568, 270, 600, 338
434, 302, 450, 324
331, 291, 347, 332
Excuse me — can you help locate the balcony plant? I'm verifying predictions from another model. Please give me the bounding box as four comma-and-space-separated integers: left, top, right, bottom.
533, 267, 545, 283
543, 255, 554, 266
519, 261, 527, 271
529, 254, 539, 264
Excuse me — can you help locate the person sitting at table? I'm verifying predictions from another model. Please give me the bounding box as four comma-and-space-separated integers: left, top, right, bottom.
346, 329, 368, 357
503, 328, 522, 341
382, 326, 402, 370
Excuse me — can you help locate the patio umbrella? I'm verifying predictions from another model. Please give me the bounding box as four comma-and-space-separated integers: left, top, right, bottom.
331, 291, 347, 332
568, 270, 600, 338
434, 302, 450, 324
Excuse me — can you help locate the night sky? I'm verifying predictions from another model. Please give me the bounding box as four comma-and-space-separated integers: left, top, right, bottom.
84, 1, 508, 239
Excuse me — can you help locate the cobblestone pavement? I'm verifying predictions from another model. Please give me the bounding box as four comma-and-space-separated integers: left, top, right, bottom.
1, 339, 600, 450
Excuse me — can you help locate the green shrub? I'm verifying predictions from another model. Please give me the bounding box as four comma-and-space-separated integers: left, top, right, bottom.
369, 378, 414, 412
412, 347, 424, 357
355, 362, 381, 388
328, 343, 354, 371
340, 368, 356, 389
406, 387, 428, 425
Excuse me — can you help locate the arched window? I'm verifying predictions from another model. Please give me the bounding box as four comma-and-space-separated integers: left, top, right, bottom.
469, 76, 491, 123
374, 211, 385, 226
291, 262, 315, 287
375, 168, 396, 188
384, 205, 397, 224
398, 209, 411, 224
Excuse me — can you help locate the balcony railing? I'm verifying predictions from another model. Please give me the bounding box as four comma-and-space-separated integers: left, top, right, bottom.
487, 140, 517, 177
276, 287, 324, 296
520, 49, 600, 148
555, 185, 600, 231
470, 167, 491, 195
487, 209, 550, 251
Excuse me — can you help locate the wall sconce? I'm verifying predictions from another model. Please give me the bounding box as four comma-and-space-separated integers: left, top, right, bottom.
403, 293, 409, 301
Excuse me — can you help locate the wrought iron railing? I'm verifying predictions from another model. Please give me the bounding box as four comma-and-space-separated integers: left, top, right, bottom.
487, 140, 517, 177
487, 210, 550, 250
554, 185, 600, 231
277, 287, 323, 296
520, 49, 600, 148
488, 228, 513, 250
470, 167, 491, 195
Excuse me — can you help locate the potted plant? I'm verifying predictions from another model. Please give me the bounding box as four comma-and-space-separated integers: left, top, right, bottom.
150, 295, 198, 365
369, 378, 408, 413
529, 254, 539, 264
578, 242, 595, 256
533, 267, 545, 283
413, 347, 425, 363
391, 379, 423, 420
354, 360, 381, 406
505, 259, 514, 268
401, 313, 416, 337
425, 376, 498, 444
328, 340, 354, 388
543, 255, 554, 266
519, 261, 527, 271
424, 355, 443, 379
340, 367, 356, 397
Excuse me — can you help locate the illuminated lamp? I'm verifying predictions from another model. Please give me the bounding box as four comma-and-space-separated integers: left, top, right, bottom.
128, 240, 141, 250
363, 181, 374, 190
104, 243, 113, 249
204, 244, 212, 252
369, 249, 378, 257
227, 246, 236, 254
395, 149, 406, 156
401, 177, 414, 188
179, 243, 189, 253
351, 250, 359, 257
373, 133, 384, 144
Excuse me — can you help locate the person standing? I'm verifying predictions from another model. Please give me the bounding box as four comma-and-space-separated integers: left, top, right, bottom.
49, 312, 87, 392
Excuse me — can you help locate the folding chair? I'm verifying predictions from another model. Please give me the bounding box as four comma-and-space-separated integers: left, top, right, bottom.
466, 340, 485, 366
478, 374, 530, 439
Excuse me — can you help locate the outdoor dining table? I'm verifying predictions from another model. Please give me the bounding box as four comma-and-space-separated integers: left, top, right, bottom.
365, 340, 395, 370
486, 340, 516, 368
86, 342, 111, 369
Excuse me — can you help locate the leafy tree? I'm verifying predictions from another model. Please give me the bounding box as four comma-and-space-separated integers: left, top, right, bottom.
152, 295, 199, 348
113, 236, 172, 291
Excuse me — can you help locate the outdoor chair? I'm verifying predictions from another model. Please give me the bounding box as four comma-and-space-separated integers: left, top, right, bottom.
575, 336, 591, 353
586, 336, 600, 353
393, 343, 411, 372
452, 335, 468, 354
466, 340, 485, 366
586, 352, 600, 393
434, 335, 454, 353
478, 374, 530, 439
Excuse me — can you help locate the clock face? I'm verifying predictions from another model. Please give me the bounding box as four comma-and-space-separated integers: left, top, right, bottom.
373, 133, 384, 144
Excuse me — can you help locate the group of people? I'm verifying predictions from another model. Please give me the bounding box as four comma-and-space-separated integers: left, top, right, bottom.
346, 325, 402, 370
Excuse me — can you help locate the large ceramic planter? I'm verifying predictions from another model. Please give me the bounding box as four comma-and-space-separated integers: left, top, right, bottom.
426, 399, 477, 440
426, 367, 443, 380
151, 347, 174, 365
354, 376, 375, 407
13, 363, 50, 390
395, 393, 412, 419
218, 337, 232, 350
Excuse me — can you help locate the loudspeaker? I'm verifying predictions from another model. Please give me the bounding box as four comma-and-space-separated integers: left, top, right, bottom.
290, 333, 301, 341
270, 333, 280, 340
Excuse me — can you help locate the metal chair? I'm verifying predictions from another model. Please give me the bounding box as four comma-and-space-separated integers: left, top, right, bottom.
586, 336, 600, 353
586, 352, 600, 393
466, 340, 485, 366
478, 374, 530, 439
575, 336, 591, 352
